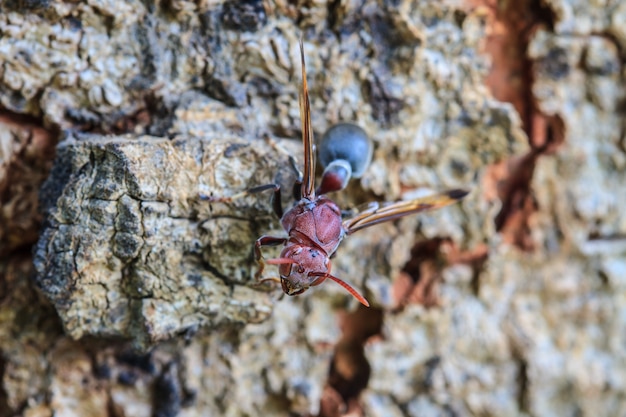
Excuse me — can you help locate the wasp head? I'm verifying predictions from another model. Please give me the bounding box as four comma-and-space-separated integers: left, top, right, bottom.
267, 244, 369, 306
275, 245, 329, 296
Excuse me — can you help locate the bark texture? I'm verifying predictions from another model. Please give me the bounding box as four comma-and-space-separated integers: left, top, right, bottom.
34, 134, 299, 346
0, 0, 625, 416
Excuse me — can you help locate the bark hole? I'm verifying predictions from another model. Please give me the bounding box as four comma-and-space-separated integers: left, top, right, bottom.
395, 238, 446, 308
320, 306, 383, 417
483, 0, 562, 251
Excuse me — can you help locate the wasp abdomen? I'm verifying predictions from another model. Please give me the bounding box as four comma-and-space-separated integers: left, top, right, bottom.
317, 123, 373, 194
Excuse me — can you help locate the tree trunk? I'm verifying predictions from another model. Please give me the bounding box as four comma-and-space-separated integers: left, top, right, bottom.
0, 1, 624, 416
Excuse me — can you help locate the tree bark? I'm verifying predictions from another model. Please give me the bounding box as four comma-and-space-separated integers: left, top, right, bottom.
0, 1, 624, 416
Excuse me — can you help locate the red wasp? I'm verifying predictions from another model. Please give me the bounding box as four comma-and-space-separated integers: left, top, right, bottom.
209, 41, 468, 307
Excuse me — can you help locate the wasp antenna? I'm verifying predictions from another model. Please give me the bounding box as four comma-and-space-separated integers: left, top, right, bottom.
322, 273, 370, 307
266, 258, 300, 265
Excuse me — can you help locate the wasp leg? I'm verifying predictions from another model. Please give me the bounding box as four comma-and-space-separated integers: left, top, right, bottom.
263, 134, 303, 201
201, 183, 284, 218
252, 276, 281, 292
254, 235, 288, 281
258, 277, 281, 285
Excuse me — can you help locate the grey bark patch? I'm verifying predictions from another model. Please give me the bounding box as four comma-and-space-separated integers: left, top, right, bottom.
34, 134, 295, 348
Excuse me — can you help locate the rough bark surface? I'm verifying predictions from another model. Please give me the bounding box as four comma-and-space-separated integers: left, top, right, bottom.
34, 134, 300, 346
0, 1, 624, 417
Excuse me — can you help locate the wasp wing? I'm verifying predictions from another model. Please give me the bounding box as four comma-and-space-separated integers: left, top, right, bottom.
298, 39, 316, 200
342, 189, 468, 235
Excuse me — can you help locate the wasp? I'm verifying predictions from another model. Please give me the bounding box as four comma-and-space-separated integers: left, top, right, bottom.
209, 41, 468, 306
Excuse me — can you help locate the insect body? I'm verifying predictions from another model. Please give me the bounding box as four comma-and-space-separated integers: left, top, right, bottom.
248, 41, 469, 307
212, 41, 468, 306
